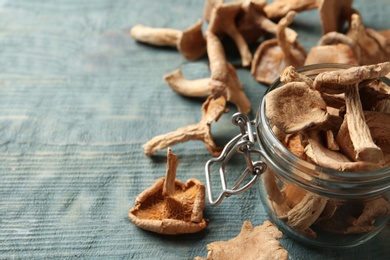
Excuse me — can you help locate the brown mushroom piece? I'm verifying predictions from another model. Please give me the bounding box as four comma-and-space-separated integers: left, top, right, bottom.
195, 221, 288, 260
129, 148, 207, 235
142, 95, 228, 157
354, 197, 390, 226
347, 13, 390, 65
304, 32, 360, 65
130, 20, 206, 60
318, 0, 354, 35
251, 11, 306, 84
336, 110, 390, 166
265, 81, 329, 134
264, 0, 318, 20
208, 2, 252, 67
236, 0, 298, 44
163, 31, 252, 114
203, 0, 223, 23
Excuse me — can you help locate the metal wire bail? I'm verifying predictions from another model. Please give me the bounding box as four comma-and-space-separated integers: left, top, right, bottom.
205, 112, 267, 206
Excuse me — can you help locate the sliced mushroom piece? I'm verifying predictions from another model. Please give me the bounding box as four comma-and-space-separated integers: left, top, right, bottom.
318, 0, 354, 35
130, 20, 206, 60
265, 81, 329, 134
264, 0, 318, 20
251, 11, 306, 84
208, 2, 252, 67
195, 221, 288, 260
129, 148, 207, 235
142, 95, 228, 157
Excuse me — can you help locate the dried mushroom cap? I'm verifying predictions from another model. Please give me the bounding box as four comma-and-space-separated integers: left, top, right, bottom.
264, 0, 318, 20
251, 11, 306, 84
265, 81, 329, 134
318, 0, 354, 35
130, 20, 206, 60
142, 95, 228, 157
195, 221, 288, 260
208, 2, 252, 67
305, 44, 359, 65
129, 148, 207, 235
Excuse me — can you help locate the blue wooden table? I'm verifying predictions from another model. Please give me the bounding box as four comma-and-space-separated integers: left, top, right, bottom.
0, 0, 388, 259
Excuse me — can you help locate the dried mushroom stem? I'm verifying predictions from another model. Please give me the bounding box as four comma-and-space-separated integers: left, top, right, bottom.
313, 62, 390, 93
162, 148, 178, 197
344, 83, 383, 163
143, 95, 228, 157
130, 20, 206, 60
208, 2, 252, 67
164, 69, 212, 97
264, 0, 318, 19
318, 0, 354, 35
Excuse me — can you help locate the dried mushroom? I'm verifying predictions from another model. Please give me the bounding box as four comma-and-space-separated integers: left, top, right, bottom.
130, 20, 206, 60
143, 95, 228, 157
347, 13, 390, 65
251, 11, 306, 84
195, 221, 288, 260
264, 63, 390, 238
264, 0, 318, 20
163, 31, 252, 114
129, 148, 207, 234
265, 81, 329, 134
305, 32, 359, 65
208, 2, 252, 67
318, 0, 354, 35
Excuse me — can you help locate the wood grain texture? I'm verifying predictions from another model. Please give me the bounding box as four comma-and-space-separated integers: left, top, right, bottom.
0, 0, 389, 259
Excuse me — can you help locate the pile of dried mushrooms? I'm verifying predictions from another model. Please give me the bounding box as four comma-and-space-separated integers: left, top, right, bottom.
129, 0, 390, 257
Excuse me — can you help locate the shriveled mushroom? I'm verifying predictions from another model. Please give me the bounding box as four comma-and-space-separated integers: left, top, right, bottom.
251, 11, 306, 84
203, 0, 223, 23
208, 2, 252, 67
143, 95, 228, 157
347, 13, 390, 65
280, 65, 313, 87
305, 32, 360, 65
265, 81, 329, 134
360, 86, 390, 113
129, 148, 207, 234
195, 221, 288, 260
163, 31, 252, 114
264, 0, 318, 20
313, 62, 390, 94
130, 20, 206, 60
236, 0, 298, 44
318, 0, 354, 35
287, 192, 328, 237
354, 197, 390, 226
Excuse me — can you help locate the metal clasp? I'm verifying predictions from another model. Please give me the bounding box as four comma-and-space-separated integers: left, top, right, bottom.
205, 112, 267, 206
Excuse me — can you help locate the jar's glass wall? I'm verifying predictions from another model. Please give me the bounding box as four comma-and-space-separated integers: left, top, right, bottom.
255, 64, 390, 248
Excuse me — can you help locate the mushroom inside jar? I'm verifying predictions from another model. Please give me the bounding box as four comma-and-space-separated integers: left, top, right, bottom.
263, 62, 390, 239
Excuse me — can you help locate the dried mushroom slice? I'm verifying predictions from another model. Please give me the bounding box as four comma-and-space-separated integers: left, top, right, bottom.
129, 148, 207, 235
251, 11, 306, 84
142, 95, 228, 157
265, 81, 329, 134
130, 20, 206, 60
195, 221, 288, 260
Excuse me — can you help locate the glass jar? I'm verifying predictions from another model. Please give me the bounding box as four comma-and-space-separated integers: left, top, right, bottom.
205, 63, 390, 248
